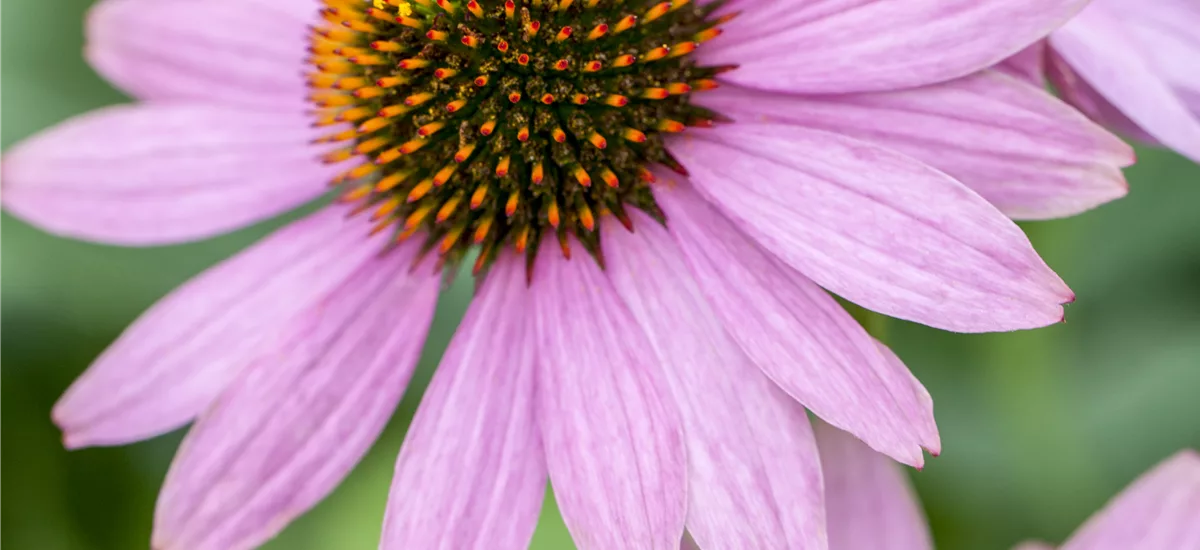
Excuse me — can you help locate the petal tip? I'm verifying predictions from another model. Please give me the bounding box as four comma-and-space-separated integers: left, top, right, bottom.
61, 431, 89, 451
1120, 144, 1137, 168
896, 446, 928, 470
50, 400, 78, 435
923, 438, 943, 458
1115, 174, 1131, 194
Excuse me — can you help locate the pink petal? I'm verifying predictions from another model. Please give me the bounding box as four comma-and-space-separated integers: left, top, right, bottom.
702, 0, 1087, 94
1050, 3, 1200, 162
656, 185, 938, 467
532, 245, 687, 550
1112, 0, 1200, 106
669, 123, 1073, 333
998, 41, 1049, 87
1, 103, 340, 245
52, 207, 386, 448
152, 240, 439, 550
696, 72, 1132, 221
603, 218, 827, 550
1043, 50, 1162, 145
815, 419, 933, 550
1060, 450, 1200, 550
86, 0, 313, 107
381, 255, 545, 550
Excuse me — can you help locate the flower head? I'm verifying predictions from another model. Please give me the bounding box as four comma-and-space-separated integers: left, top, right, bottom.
1002, 0, 1200, 163
0, 0, 1129, 548
1015, 450, 1200, 550
307, 0, 732, 270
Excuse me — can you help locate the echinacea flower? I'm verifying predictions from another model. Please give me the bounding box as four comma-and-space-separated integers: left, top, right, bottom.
1014, 450, 1200, 550
1002, 0, 1200, 163
1, 0, 1130, 548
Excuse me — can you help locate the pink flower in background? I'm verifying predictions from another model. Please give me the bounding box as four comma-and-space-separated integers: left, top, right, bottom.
1014, 450, 1200, 550
1003, 0, 1200, 163
0, 0, 1127, 548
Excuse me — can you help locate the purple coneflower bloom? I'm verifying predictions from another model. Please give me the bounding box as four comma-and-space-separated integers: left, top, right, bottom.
682, 421, 934, 550
1002, 0, 1200, 163
1, 0, 1131, 548
1015, 450, 1200, 550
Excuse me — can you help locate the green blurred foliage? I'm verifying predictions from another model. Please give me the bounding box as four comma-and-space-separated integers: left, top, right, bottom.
2, 1, 1198, 549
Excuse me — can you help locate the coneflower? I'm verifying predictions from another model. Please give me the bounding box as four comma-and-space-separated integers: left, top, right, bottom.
1, 0, 1131, 548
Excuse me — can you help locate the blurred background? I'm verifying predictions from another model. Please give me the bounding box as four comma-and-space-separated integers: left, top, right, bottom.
3, 1, 1199, 548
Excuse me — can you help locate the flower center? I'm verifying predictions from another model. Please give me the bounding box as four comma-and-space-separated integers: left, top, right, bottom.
309, 0, 733, 273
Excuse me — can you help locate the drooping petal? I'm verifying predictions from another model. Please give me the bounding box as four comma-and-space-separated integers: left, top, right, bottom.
1050, 3, 1200, 162
657, 184, 938, 467
604, 217, 826, 550
381, 255, 545, 550
668, 123, 1073, 333
1, 103, 340, 245
997, 41, 1048, 87
815, 420, 933, 550
152, 240, 439, 550
1060, 450, 1200, 550
52, 207, 385, 448
702, 0, 1087, 94
532, 244, 687, 550
86, 0, 313, 107
695, 72, 1132, 220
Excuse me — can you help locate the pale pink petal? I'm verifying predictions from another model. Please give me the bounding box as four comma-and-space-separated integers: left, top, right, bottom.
86, 0, 313, 107
998, 41, 1049, 87
1060, 450, 1200, 550
1043, 50, 1162, 144
657, 184, 938, 467
696, 72, 1132, 221
52, 207, 385, 448
381, 255, 545, 550
604, 217, 826, 550
532, 245, 687, 550
152, 240, 439, 550
1, 103, 340, 245
703, 0, 1087, 93
1107, 0, 1200, 106
1050, 3, 1200, 162
815, 419, 933, 550
669, 123, 1073, 333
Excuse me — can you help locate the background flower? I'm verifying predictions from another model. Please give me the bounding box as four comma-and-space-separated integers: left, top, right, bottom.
1013, 450, 1200, 550
1002, 0, 1200, 163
